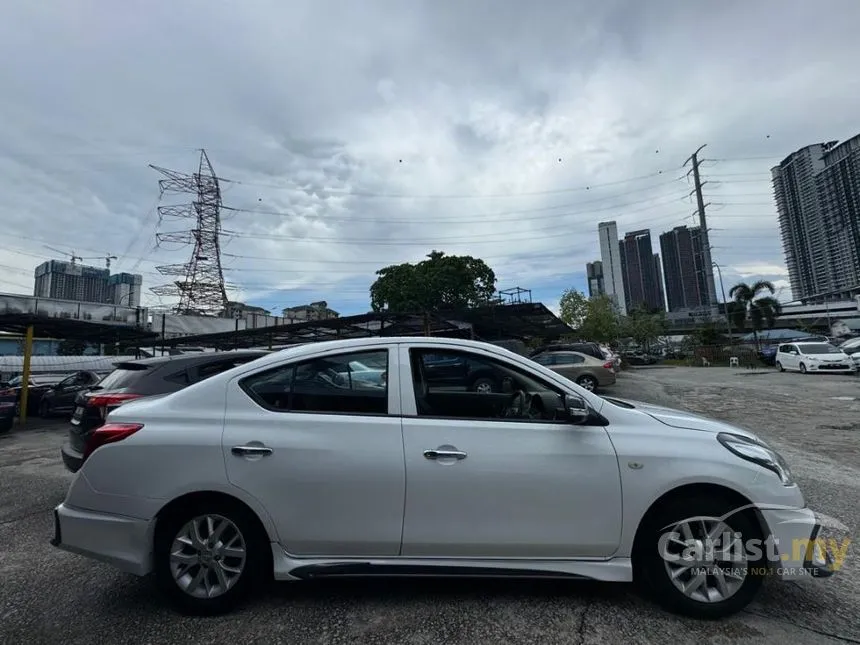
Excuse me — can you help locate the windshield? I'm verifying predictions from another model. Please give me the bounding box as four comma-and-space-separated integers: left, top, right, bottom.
799, 343, 840, 354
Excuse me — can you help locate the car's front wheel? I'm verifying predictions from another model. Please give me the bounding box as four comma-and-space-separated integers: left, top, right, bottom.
635, 495, 767, 619
800, 362, 807, 374
776, 361, 784, 372
39, 400, 51, 418
154, 500, 270, 615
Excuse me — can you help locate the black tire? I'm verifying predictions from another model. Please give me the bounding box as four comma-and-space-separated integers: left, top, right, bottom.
154, 499, 270, 616
39, 400, 51, 418
576, 375, 598, 392
776, 361, 784, 372
470, 375, 499, 393
799, 362, 807, 374
635, 495, 766, 619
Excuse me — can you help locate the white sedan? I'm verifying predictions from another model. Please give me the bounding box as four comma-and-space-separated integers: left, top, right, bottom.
51, 337, 837, 618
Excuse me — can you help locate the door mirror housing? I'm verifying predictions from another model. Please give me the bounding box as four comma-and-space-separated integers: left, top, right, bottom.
564, 394, 590, 424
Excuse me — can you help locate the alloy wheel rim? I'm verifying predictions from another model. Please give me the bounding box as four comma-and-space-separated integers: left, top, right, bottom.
475, 382, 493, 394
169, 514, 247, 599
580, 378, 595, 391
662, 517, 747, 603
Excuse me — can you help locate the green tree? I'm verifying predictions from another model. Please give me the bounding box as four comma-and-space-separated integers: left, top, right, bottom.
57, 339, 87, 356
369, 250, 497, 313
579, 294, 619, 343
620, 306, 667, 351
558, 288, 589, 329
728, 280, 782, 350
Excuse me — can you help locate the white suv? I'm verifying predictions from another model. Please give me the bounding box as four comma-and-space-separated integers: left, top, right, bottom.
775, 342, 855, 374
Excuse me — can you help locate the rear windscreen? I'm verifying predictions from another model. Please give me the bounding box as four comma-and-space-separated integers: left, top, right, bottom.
94, 365, 151, 390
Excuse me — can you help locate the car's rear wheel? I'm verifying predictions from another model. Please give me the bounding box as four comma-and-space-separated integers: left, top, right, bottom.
154, 501, 269, 615
576, 375, 598, 392
39, 400, 51, 418
635, 495, 767, 619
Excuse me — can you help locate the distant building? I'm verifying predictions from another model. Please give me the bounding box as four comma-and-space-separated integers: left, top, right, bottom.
653, 253, 665, 311
619, 229, 664, 312
33, 260, 143, 307
107, 273, 142, 308
282, 300, 339, 321
659, 225, 710, 313
34, 260, 109, 304
585, 261, 605, 298
597, 221, 627, 315
224, 301, 271, 319
773, 135, 860, 301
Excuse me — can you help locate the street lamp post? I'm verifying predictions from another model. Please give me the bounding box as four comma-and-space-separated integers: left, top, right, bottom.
712, 262, 733, 339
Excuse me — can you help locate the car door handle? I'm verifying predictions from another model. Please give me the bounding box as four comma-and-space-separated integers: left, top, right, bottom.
423, 449, 467, 460
231, 445, 273, 457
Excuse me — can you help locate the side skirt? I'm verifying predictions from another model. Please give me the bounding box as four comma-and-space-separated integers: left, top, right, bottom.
269, 546, 633, 583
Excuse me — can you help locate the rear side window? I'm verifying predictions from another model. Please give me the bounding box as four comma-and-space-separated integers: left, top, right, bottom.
555, 353, 585, 365
240, 350, 388, 415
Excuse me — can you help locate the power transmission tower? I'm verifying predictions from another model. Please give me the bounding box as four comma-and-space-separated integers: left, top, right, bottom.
684, 145, 718, 307
149, 149, 229, 316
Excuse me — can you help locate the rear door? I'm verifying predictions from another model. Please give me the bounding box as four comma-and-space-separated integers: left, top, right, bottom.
222, 345, 406, 557
549, 352, 587, 380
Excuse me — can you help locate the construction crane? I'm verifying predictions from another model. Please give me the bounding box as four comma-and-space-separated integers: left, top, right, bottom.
44, 246, 83, 265
42, 246, 117, 269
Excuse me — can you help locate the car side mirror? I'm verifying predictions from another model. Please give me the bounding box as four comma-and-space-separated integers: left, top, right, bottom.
564, 394, 590, 424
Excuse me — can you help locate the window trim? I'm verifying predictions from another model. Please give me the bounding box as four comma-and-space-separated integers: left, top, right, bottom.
404, 346, 598, 426
237, 348, 394, 417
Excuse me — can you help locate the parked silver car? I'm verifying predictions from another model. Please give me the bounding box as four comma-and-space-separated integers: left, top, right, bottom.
52, 338, 836, 619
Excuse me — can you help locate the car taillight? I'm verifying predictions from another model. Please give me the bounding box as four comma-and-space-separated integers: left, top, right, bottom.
603, 361, 614, 370
83, 423, 144, 460
86, 393, 144, 419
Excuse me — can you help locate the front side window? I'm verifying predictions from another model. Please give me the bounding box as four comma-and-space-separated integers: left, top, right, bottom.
241, 349, 388, 415
410, 348, 566, 422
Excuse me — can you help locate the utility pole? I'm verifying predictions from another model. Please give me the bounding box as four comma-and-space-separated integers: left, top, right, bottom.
684, 145, 718, 309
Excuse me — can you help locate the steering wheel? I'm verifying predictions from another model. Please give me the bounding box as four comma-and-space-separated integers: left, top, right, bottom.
504, 390, 529, 418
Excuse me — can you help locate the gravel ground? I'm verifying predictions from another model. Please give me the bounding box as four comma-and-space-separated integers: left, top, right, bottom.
1, 368, 858, 645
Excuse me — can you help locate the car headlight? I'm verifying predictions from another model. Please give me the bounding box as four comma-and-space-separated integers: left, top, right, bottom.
717, 432, 794, 486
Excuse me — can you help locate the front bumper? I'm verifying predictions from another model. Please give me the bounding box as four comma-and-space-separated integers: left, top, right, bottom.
760, 506, 845, 579
51, 503, 154, 576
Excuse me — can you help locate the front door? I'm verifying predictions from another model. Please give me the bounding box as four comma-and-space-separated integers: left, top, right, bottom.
399, 345, 622, 559
222, 346, 405, 557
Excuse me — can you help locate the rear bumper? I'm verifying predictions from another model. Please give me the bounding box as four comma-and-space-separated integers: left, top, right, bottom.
60, 441, 84, 473
51, 503, 154, 576
760, 506, 844, 579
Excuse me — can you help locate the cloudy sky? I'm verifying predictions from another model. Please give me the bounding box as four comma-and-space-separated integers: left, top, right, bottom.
1, 0, 858, 316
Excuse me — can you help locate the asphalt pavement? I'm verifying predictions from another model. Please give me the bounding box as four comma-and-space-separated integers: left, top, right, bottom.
1, 368, 858, 644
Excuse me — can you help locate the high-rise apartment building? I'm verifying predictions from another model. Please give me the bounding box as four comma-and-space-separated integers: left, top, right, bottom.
107, 273, 143, 307
34, 260, 143, 306
34, 261, 110, 303
619, 229, 664, 312
772, 143, 831, 299
597, 221, 627, 315
653, 253, 666, 311
659, 225, 710, 312
773, 135, 860, 300
585, 261, 605, 298
815, 135, 860, 296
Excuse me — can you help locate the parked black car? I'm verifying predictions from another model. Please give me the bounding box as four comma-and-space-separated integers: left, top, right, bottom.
528, 342, 605, 361
38, 370, 105, 418
0, 373, 67, 417
61, 350, 269, 473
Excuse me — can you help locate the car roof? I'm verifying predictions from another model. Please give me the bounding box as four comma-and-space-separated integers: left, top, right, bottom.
112, 349, 270, 369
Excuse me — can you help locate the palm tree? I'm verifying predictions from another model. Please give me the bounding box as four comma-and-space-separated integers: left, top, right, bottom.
728, 280, 782, 350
